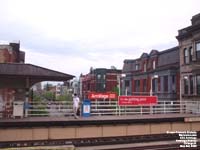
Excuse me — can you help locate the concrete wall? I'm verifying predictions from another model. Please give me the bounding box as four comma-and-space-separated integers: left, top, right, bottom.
0, 121, 200, 142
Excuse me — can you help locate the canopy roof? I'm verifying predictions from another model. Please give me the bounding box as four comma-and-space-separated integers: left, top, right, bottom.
0, 63, 75, 88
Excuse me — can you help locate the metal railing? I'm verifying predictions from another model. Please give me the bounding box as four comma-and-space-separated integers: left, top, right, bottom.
0, 100, 200, 118
90, 100, 185, 116
25, 100, 200, 117
27, 101, 74, 117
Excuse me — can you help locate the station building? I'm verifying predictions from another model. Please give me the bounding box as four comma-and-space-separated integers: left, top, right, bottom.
0, 42, 74, 118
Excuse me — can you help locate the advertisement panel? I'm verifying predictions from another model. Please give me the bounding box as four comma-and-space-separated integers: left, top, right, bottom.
118, 96, 157, 106
88, 92, 117, 100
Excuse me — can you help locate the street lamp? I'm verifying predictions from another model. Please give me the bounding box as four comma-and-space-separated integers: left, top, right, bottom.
150, 75, 158, 96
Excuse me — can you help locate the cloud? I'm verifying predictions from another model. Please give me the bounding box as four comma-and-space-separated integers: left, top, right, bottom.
1, 0, 200, 77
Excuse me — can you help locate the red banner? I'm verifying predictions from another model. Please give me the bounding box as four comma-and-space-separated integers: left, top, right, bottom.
88, 92, 117, 100
118, 96, 157, 106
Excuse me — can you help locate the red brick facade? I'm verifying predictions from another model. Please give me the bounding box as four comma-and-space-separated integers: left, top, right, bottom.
123, 47, 180, 101
81, 68, 121, 99
0, 43, 25, 118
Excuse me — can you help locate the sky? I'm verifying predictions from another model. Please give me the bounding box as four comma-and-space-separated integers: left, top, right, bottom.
0, 0, 200, 78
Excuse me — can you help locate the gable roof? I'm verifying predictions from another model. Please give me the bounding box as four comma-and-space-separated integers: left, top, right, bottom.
140, 53, 149, 59
149, 49, 159, 56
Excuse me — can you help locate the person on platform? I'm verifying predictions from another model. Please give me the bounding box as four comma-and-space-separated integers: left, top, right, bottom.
73, 93, 80, 119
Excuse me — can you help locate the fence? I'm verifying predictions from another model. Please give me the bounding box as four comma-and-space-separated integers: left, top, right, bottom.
0, 100, 200, 118
27, 101, 74, 117
25, 100, 200, 117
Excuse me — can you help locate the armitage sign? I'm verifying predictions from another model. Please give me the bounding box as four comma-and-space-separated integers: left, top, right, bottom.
88, 92, 117, 100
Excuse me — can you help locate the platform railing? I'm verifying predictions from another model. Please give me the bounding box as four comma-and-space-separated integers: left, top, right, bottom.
21, 100, 200, 117
26, 101, 74, 117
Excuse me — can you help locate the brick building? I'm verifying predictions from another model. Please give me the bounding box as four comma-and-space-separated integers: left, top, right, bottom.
176, 13, 200, 101
81, 68, 122, 99
0, 42, 25, 118
122, 47, 180, 101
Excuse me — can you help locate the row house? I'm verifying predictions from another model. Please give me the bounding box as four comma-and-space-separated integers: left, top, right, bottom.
122, 47, 180, 101
176, 13, 200, 101
81, 68, 121, 99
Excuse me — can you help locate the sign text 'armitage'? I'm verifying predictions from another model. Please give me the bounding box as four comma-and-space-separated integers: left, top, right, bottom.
118, 96, 158, 106
88, 92, 117, 100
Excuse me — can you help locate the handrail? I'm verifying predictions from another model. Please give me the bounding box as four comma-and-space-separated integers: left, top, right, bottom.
0, 100, 200, 118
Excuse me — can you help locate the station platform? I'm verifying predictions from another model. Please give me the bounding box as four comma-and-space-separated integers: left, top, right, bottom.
0, 113, 199, 128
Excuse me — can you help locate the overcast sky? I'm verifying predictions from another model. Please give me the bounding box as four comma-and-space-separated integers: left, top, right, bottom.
0, 0, 200, 77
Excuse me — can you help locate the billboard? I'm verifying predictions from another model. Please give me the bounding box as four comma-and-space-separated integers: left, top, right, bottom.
118, 96, 157, 106
88, 92, 117, 100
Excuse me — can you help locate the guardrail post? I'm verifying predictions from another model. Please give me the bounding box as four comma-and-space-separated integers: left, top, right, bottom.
119, 106, 121, 116
150, 105, 153, 114
115, 101, 118, 115
164, 101, 166, 114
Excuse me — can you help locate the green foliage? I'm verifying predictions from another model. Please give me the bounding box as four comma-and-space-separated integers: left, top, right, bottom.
56, 93, 73, 101
33, 92, 42, 101
112, 86, 119, 96
43, 91, 55, 101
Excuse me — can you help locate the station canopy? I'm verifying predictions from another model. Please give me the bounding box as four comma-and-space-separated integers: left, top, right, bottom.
0, 63, 75, 88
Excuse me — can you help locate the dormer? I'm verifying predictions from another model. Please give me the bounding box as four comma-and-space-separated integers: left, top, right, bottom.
140, 53, 149, 59
149, 49, 159, 57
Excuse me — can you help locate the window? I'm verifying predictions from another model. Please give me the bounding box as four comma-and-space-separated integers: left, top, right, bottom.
197, 75, 200, 95
143, 63, 146, 72
164, 76, 168, 92
153, 60, 156, 69
143, 79, 147, 92
184, 48, 189, 64
190, 76, 193, 95
125, 80, 130, 87
172, 75, 175, 84
196, 42, 200, 59
87, 83, 90, 90
189, 47, 193, 62
184, 76, 189, 94
135, 80, 140, 92
97, 74, 101, 79
135, 64, 139, 70
172, 75, 176, 93
152, 78, 156, 92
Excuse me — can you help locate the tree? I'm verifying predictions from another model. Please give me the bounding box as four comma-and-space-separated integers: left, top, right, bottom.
56, 93, 73, 101
43, 91, 55, 101
32, 92, 42, 101
112, 86, 119, 96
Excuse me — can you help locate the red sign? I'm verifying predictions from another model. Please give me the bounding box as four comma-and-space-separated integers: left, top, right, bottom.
118, 96, 157, 106
88, 92, 117, 100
